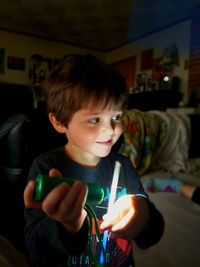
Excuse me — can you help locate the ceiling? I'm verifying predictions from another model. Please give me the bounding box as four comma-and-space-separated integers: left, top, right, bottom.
0, 0, 199, 52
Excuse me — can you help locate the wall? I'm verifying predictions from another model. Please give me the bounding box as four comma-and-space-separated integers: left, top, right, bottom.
188, 4, 200, 107
106, 20, 191, 104
0, 30, 105, 85
0, 21, 192, 104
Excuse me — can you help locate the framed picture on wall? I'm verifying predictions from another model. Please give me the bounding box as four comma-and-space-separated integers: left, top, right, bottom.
111, 56, 136, 92
141, 48, 153, 71
152, 57, 166, 81
7, 56, 25, 70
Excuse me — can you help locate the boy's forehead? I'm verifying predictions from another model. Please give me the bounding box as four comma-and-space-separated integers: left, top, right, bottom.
84, 103, 106, 112
81, 99, 122, 112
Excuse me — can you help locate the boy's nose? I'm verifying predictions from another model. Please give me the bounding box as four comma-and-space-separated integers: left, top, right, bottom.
102, 122, 115, 134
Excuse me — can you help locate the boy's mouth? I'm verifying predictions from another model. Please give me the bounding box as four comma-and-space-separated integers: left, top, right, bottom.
96, 139, 112, 146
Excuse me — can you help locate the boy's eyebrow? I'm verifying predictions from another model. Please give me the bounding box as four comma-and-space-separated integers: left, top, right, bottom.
83, 110, 123, 116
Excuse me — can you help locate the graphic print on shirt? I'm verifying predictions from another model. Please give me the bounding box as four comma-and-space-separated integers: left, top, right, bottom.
89, 185, 132, 266
61, 185, 133, 266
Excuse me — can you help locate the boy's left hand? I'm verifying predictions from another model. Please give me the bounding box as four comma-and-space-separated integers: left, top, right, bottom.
100, 195, 149, 239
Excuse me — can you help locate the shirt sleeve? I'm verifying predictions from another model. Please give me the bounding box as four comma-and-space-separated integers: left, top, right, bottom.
24, 155, 88, 266
120, 155, 164, 248
134, 200, 165, 249
120, 155, 148, 198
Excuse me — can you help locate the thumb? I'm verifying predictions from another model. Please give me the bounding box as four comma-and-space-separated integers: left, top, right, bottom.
49, 168, 62, 177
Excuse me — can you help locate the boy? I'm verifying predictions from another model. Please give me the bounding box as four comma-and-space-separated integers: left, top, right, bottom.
24, 54, 164, 267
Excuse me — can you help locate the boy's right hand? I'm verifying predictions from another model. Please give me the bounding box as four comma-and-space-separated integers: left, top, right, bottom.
24, 168, 88, 234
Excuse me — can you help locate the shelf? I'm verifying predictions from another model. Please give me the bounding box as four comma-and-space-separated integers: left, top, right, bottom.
127, 90, 183, 111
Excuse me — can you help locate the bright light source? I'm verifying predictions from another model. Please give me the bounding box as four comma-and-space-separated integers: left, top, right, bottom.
163, 76, 169, 82
100, 161, 121, 264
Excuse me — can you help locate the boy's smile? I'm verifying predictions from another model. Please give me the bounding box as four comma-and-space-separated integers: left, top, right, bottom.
63, 107, 123, 166
96, 139, 112, 146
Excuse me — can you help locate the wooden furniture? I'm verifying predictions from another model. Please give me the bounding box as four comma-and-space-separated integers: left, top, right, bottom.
127, 90, 182, 111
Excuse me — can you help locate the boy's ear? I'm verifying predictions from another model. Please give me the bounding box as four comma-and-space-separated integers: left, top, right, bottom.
48, 113, 66, 133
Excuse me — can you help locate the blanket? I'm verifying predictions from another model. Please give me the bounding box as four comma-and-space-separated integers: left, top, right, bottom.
120, 109, 200, 182
120, 109, 166, 175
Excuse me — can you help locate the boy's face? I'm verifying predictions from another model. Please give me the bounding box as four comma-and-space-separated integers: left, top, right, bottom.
64, 106, 123, 162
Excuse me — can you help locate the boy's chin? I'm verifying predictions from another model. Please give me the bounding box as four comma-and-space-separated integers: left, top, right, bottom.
96, 149, 112, 158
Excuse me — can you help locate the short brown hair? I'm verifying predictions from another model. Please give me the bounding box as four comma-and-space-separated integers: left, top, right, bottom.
44, 54, 128, 126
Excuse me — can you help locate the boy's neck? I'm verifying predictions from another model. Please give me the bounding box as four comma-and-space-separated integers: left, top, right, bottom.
64, 144, 100, 167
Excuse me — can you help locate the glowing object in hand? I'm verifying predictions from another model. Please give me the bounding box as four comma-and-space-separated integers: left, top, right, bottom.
100, 161, 121, 264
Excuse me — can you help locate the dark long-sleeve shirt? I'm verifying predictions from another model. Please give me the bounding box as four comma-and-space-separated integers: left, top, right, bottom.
24, 147, 164, 267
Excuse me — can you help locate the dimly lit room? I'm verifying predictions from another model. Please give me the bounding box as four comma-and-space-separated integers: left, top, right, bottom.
0, 1, 200, 267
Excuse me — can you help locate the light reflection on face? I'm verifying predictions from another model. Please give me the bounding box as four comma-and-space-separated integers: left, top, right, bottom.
64, 106, 123, 162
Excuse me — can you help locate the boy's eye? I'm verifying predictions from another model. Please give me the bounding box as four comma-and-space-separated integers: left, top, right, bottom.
88, 118, 100, 124
112, 114, 122, 122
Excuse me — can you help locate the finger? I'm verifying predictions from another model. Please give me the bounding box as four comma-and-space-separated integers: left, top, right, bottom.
58, 182, 88, 220
100, 213, 115, 230
24, 180, 42, 209
100, 217, 114, 230
49, 168, 62, 177
112, 208, 135, 232
65, 183, 88, 218
100, 195, 135, 230
42, 182, 70, 215
100, 207, 123, 229
63, 181, 87, 208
